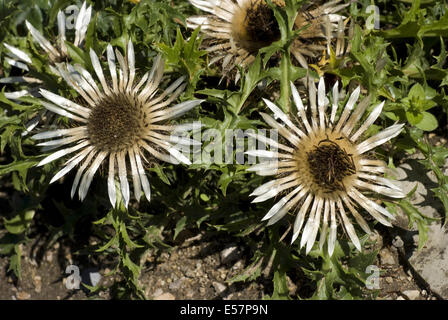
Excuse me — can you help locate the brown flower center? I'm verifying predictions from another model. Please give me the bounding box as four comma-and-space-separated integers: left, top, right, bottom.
87, 93, 145, 153
245, 2, 281, 50
306, 139, 356, 193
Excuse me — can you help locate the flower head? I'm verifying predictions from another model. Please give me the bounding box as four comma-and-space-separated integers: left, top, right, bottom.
247, 77, 405, 256
32, 40, 203, 208
2, 1, 92, 95
1, 2, 93, 135
187, 0, 348, 79
26, 1, 92, 64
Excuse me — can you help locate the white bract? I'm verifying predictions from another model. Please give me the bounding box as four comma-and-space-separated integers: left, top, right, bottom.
248, 77, 405, 256
33, 40, 203, 208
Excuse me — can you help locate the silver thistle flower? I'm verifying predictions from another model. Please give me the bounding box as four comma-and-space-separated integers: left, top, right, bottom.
33, 40, 203, 208
247, 77, 405, 256
186, 0, 348, 79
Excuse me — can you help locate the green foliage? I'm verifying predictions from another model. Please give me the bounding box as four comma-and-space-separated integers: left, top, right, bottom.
301, 239, 378, 300
158, 27, 207, 95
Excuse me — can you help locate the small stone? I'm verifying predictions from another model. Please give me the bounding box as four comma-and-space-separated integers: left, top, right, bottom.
392, 236, 404, 248
402, 290, 420, 300
169, 278, 184, 291
152, 288, 163, 298
232, 260, 243, 270
224, 293, 234, 300
33, 275, 42, 293
412, 234, 419, 246
219, 269, 227, 280
153, 292, 175, 300
379, 249, 395, 265
385, 277, 393, 284
199, 287, 206, 294
160, 252, 170, 260
45, 251, 53, 263
220, 245, 240, 264
212, 281, 227, 295
185, 270, 196, 278
16, 292, 31, 300
396, 296, 405, 300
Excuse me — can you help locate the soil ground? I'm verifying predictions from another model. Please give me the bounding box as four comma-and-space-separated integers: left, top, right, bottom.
0, 227, 441, 300
0, 136, 446, 301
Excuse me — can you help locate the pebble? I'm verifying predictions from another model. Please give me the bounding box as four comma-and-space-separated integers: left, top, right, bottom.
402, 289, 420, 300
153, 292, 175, 300
385, 277, 393, 284
169, 278, 184, 291
379, 249, 395, 265
392, 236, 404, 248
220, 245, 240, 264
212, 281, 227, 295
219, 269, 227, 280
33, 275, 42, 293
45, 251, 53, 263
396, 296, 405, 300
224, 293, 234, 300
152, 288, 163, 298
160, 252, 170, 260
16, 292, 31, 300
412, 234, 420, 247
232, 260, 243, 270
185, 270, 196, 278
